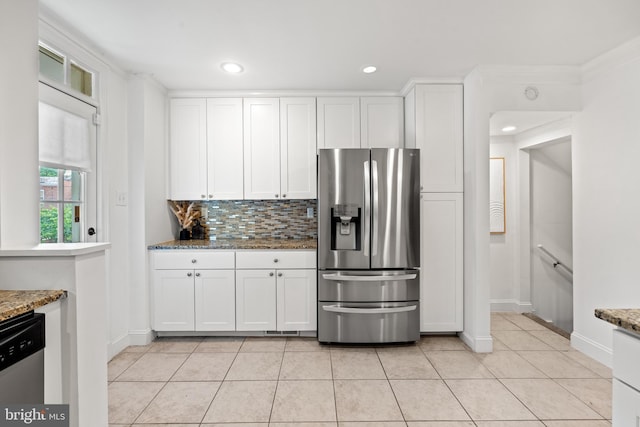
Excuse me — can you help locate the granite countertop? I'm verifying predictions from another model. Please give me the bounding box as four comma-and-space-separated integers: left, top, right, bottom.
148, 238, 317, 250
0, 289, 67, 322
595, 308, 640, 335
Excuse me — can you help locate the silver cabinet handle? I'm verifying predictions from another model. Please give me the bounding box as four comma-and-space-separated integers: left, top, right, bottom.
275, 194, 279, 198
201, 194, 206, 199
322, 305, 417, 314
273, 258, 279, 263
195, 272, 201, 277
278, 272, 283, 277
322, 273, 417, 282
187, 272, 193, 277
282, 194, 286, 198
208, 194, 213, 198
191, 259, 197, 263
363, 160, 370, 257
269, 272, 274, 277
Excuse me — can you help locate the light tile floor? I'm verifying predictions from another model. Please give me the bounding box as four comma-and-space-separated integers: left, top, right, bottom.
108, 312, 613, 426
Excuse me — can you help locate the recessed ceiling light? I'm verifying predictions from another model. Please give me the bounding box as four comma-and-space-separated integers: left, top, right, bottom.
221, 62, 244, 74
501, 125, 517, 132
362, 66, 377, 74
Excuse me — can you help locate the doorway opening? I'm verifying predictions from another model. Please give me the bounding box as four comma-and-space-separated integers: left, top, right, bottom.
489, 111, 574, 335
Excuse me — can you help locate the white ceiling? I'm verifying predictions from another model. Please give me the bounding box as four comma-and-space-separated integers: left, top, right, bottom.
39, 0, 640, 91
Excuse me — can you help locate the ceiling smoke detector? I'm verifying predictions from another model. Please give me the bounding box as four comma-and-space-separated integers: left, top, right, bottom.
524, 86, 539, 101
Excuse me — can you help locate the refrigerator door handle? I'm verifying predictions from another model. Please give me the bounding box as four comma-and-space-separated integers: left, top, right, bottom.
371, 159, 379, 257
322, 305, 417, 314
322, 273, 417, 281
363, 160, 370, 257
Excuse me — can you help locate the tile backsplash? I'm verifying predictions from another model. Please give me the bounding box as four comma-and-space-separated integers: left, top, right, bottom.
201, 199, 317, 240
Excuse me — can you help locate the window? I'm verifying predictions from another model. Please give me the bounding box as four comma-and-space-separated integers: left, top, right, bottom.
39, 83, 97, 243
39, 45, 94, 97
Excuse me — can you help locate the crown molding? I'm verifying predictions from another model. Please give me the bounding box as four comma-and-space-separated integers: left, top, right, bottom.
399, 77, 464, 96
582, 36, 640, 83
168, 89, 401, 98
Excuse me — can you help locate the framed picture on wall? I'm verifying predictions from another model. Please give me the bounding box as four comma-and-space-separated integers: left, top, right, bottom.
490, 157, 506, 233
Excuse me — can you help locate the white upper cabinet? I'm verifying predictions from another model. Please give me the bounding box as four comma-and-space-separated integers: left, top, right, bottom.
169, 98, 208, 200
280, 97, 317, 199
405, 84, 463, 192
317, 97, 361, 149
243, 98, 281, 199
170, 98, 244, 200
206, 98, 244, 199
361, 97, 404, 148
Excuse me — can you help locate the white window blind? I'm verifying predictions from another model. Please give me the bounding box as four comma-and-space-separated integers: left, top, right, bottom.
39, 101, 92, 172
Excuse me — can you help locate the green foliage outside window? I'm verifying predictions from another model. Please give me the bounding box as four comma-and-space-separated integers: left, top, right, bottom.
40, 204, 72, 243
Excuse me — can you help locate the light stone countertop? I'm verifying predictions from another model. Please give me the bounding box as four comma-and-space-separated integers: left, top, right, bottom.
148, 238, 317, 250
595, 308, 640, 335
0, 289, 67, 322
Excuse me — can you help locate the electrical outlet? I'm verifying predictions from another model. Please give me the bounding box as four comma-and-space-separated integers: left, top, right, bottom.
307, 207, 314, 218
116, 191, 128, 206
201, 206, 208, 219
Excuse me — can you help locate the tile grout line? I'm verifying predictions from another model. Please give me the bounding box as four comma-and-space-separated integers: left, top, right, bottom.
375, 347, 409, 426
266, 339, 287, 424
198, 337, 245, 425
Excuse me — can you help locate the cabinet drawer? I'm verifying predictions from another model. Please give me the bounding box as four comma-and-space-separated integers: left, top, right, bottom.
236, 250, 316, 269
152, 251, 235, 269
613, 329, 640, 391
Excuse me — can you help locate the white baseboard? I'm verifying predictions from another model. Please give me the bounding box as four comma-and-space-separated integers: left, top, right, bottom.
460, 331, 494, 353
108, 334, 130, 360
128, 328, 155, 346
571, 331, 613, 368
490, 299, 533, 313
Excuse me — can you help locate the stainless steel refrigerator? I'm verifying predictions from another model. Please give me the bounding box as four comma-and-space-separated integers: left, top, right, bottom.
317, 148, 420, 344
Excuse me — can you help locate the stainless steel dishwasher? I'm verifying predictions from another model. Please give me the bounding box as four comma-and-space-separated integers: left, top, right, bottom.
0, 311, 45, 403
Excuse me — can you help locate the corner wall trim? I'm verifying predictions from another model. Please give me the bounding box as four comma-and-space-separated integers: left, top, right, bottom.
460, 331, 493, 353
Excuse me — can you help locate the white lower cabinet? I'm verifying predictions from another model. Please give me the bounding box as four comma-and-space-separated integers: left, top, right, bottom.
612, 329, 640, 426
277, 269, 317, 331
235, 269, 277, 331
151, 249, 316, 333
152, 269, 196, 331
233, 268, 318, 331
419, 193, 464, 332
195, 269, 236, 331
151, 250, 236, 332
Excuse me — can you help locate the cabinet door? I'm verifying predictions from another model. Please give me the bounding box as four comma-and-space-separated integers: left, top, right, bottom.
151, 270, 195, 331
361, 97, 404, 148
276, 269, 317, 331
420, 193, 463, 332
243, 98, 280, 199
194, 269, 236, 331
235, 269, 276, 331
207, 98, 244, 199
414, 85, 463, 192
169, 99, 207, 200
280, 97, 317, 199
317, 97, 360, 149
613, 379, 640, 427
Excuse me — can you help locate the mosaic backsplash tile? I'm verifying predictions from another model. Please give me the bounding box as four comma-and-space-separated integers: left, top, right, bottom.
194, 199, 318, 240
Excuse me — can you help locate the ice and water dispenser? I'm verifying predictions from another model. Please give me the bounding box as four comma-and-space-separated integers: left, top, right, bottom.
330, 204, 361, 251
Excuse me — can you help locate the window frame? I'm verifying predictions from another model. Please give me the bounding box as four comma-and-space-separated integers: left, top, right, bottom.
39, 42, 97, 102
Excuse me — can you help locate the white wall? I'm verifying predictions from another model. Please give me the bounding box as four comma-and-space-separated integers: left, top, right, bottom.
489, 136, 517, 310
529, 140, 573, 333
127, 76, 171, 348
0, 0, 40, 248
571, 38, 640, 365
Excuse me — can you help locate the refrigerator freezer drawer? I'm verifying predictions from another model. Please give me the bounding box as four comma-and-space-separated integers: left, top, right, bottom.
317, 301, 420, 344
318, 270, 420, 302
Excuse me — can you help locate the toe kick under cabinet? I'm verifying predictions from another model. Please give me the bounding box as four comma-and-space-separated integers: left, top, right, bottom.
150, 249, 317, 333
